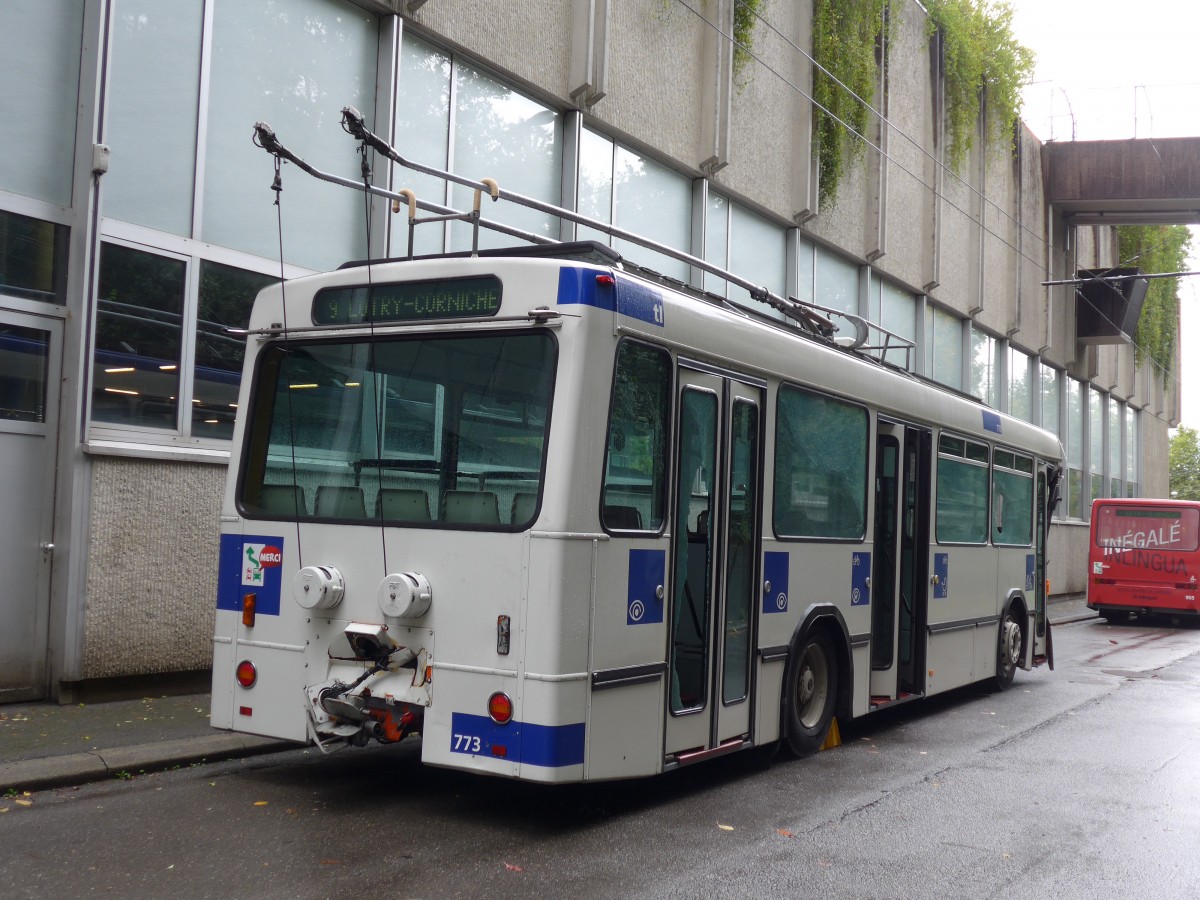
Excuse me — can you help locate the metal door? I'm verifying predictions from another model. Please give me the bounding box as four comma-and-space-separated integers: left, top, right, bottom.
664, 365, 762, 760
869, 420, 931, 702
0, 309, 62, 701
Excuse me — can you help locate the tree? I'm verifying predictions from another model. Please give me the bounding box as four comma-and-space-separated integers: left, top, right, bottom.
1168, 427, 1200, 500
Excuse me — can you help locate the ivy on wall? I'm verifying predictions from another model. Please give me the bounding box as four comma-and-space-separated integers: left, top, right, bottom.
1117, 224, 1191, 376
811, 0, 889, 206
733, 0, 766, 81
923, 0, 1033, 173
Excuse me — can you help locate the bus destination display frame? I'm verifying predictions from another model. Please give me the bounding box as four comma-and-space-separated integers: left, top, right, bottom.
312, 275, 502, 325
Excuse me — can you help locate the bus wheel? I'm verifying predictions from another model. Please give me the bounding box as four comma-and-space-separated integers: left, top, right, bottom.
994, 604, 1022, 691
783, 630, 837, 757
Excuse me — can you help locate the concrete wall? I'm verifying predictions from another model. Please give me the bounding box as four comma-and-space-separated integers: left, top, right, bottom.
83, 458, 223, 678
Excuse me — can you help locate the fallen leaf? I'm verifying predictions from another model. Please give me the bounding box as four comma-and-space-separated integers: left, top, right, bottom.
1110, 640, 1118, 645
15, 799, 32, 807
0, 807, 8, 813
776, 828, 795, 838
503, 862, 524, 872
253, 801, 269, 807
717, 823, 734, 831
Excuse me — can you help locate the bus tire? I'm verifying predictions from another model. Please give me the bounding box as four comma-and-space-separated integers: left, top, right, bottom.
782, 629, 838, 757
994, 602, 1023, 691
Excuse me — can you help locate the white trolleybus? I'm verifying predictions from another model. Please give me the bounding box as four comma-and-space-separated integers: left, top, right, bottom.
211, 110, 1062, 782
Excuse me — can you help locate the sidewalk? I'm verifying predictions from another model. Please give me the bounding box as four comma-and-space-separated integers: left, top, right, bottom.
1, 599, 1097, 794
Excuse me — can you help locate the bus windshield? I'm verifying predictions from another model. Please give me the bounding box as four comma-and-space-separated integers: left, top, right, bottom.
239, 330, 557, 529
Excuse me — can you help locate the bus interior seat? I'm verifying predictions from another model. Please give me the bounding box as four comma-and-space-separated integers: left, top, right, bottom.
258, 484, 307, 516
377, 488, 431, 522
511, 492, 538, 525
604, 505, 643, 530
444, 490, 500, 525
315, 485, 367, 519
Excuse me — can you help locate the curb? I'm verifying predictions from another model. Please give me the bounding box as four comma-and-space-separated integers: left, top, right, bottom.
0, 733, 294, 794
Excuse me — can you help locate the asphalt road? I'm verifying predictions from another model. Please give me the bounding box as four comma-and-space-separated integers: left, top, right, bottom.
3, 616, 1199, 899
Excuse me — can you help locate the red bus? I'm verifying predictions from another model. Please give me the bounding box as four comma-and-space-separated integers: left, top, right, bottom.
1087, 498, 1200, 622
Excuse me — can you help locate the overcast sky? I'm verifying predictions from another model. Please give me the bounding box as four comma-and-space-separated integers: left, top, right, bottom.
1004, 0, 1200, 429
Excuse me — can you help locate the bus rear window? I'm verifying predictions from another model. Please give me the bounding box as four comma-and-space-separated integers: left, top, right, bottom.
239, 331, 556, 529
1094, 506, 1200, 553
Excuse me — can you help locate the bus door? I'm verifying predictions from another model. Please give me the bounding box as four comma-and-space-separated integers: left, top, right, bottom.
664, 365, 762, 760
869, 420, 931, 703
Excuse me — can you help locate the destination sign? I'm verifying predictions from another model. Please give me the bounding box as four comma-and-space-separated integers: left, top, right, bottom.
312, 276, 502, 325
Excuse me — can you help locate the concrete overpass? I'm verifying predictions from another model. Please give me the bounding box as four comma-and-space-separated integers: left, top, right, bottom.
1043, 136, 1200, 225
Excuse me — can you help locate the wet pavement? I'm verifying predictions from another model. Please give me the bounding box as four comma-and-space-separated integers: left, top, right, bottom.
0, 596, 1096, 793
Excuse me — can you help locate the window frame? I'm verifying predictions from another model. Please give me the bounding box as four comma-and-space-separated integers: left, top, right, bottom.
87, 232, 305, 449
599, 337, 674, 536
772, 382, 870, 543
935, 431, 991, 546
991, 446, 1035, 547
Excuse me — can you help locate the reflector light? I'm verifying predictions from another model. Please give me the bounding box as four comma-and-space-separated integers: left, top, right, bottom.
239, 706, 253, 717
595, 274, 615, 286
488, 692, 513, 724
235, 659, 257, 688
242, 593, 256, 628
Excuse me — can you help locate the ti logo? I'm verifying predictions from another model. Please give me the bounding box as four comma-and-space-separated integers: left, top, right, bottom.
653, 301, 665, 326
242, 542, 283, 586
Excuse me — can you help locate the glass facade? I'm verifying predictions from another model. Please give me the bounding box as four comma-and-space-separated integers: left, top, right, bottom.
1009, 347, 1032, 422
0, 1, 84, 206
202, 0, 377, 269
970, 326, 997, 407
926, 305, 963, 390
104, 1, 203, 235
704, 193, 786, 317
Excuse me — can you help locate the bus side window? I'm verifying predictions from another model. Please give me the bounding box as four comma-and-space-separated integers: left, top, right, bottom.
936, 435, 989, 544
773, 385, 868, 540
600, 340, 671, 533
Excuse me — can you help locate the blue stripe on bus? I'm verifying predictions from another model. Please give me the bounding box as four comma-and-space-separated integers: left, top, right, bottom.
450, 712, 585, 768
982, 410, 1002, 433
557, 267, 664, 326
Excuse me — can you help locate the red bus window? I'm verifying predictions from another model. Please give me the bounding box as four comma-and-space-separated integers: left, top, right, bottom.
1094, 506, 1200, 553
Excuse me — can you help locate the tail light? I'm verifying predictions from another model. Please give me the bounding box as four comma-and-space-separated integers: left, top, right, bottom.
236, 659, 257, 688
488, 692, 513, 724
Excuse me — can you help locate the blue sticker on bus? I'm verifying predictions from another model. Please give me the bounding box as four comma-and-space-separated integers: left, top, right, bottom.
450, 712, 585, 768
1025, 553, 1036, 592
615, 278, 665, 327
934, 552, 949, 599
851, 552, 871, 606
627, 549, 665, 624
982, 410, 1002, 434
556, 267, 664, 327
216, 534, 284, 616
763, 551, 789, 614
